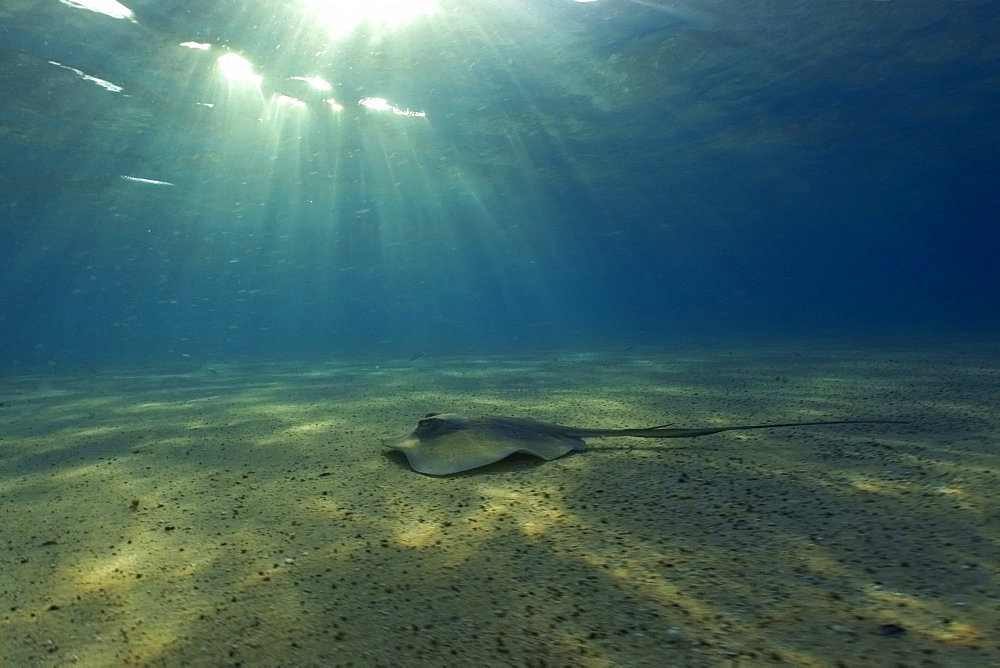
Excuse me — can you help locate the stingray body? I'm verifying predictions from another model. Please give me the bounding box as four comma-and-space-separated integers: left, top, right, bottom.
385, 412, 903, 475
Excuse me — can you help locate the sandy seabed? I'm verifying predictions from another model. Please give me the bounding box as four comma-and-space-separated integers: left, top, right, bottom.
0, 344, 997, 667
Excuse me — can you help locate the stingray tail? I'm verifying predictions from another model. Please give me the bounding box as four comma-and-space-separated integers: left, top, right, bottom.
609, 420, 906, 439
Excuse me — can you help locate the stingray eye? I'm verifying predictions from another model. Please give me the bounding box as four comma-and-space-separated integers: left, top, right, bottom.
423, 412, 440, 418
417, 417, 440, 431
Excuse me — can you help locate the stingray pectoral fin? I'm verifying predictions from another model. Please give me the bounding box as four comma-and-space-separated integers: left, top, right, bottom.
519, 434, 586, 460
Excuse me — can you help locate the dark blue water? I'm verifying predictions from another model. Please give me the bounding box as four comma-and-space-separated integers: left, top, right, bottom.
2, 0, 998, 370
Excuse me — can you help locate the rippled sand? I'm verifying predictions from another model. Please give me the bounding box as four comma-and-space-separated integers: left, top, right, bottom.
1, 344, 997, 666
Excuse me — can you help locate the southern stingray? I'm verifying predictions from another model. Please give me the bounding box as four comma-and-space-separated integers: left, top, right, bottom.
385, 412, 904, 475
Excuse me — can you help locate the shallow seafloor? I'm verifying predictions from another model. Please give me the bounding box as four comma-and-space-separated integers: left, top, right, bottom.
1, 344, 997, 667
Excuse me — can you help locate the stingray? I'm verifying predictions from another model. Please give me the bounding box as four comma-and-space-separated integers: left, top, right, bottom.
385, 412, 904, 475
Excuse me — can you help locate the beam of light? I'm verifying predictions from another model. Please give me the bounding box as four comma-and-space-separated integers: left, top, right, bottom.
180, 42, 212, 51
359, 97, 392, 112
58, 0, 136, 22
274, 94, 307, 108
48, 61, 123, 92
360, 97, 425, 118
291, 76, 332, 91
120, 175, 175, 186
217, 53, 263, 86
300, 0, 439, 37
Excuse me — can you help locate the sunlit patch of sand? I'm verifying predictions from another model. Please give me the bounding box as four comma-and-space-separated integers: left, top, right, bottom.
1, 344, 997, 665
